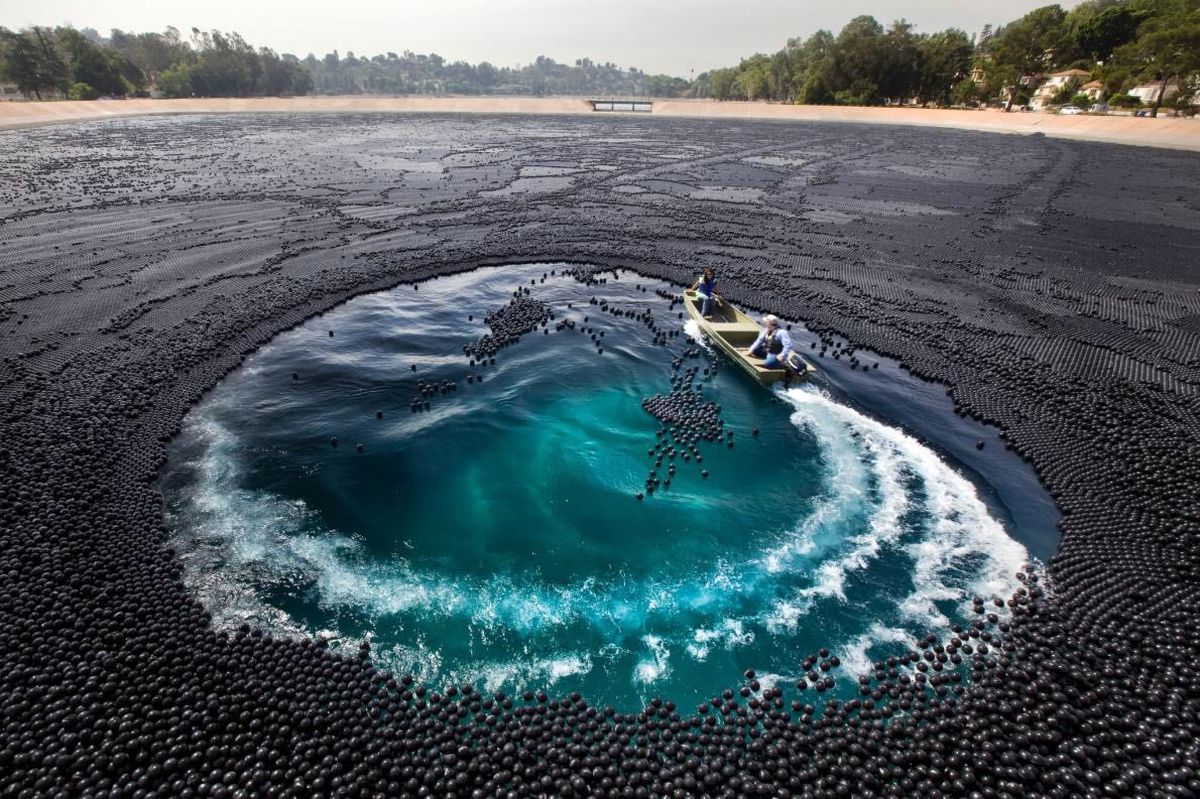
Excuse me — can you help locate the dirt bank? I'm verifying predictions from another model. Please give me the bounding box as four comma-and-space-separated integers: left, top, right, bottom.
1, 94, 1198, 150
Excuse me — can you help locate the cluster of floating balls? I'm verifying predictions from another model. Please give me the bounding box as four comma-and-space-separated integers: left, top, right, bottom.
589, 295, 681, 349
464, 295, 552, 362
197, 278, 1153, 799
4, 112, 1200, 799
10, 271, 1195, 799
410, 377, 458, 413
7, 270, 1196, 799
637, 351, 729, 498
808, 335, 879, 373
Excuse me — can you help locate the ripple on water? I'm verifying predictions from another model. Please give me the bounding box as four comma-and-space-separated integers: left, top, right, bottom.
163, 263, 1044, 708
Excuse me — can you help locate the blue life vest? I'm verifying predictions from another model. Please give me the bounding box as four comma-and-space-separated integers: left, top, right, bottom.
699, 276, 717, 297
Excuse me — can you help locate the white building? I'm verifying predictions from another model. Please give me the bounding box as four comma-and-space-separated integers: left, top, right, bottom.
1030, 68, 1091, 110
1080, 80, 1105, 101
1129, 81, 1178, 105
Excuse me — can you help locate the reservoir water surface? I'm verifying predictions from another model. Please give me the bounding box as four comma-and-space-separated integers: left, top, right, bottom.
162, 263, 1058, 708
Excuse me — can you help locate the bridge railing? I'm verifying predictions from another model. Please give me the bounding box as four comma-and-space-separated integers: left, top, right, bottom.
589, 99, 653, 113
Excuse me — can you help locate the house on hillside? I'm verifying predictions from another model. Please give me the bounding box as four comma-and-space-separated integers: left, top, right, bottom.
1128, 81, 1195, 106
1130, 82, 1172, 104
1080, 81, 1105, 102
1030, 68, 1092, 110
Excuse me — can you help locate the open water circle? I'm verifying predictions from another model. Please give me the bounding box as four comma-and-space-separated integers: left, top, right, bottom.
162, 263, 1054, 708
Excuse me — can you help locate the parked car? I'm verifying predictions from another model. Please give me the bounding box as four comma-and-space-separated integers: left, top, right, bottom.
1089, 103, 1109, 114
1059, 105, 1084, 115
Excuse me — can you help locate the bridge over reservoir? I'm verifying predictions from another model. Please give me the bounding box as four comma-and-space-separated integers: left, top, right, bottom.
589, 98, 652, 112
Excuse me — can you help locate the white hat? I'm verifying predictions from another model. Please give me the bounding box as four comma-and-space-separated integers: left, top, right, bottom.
763, 314, 780, 326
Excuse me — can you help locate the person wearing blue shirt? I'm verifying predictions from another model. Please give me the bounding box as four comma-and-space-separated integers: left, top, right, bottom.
689, 267, 721, 319
746, 314, 793, 368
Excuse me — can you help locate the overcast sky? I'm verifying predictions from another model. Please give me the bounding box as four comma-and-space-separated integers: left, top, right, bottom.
5, 0, 1052, 76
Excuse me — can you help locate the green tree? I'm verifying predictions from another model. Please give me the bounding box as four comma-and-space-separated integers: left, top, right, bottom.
0, 27, 68, 98
156, 61, 194, 97
710, 68, 738, 100
1169, 82, 1197, 114
1051, 76, 1085, 102
834, 78, 881, 105
879, 20, 921, 101
989, 5, 1070, 110
825, 15, 888, 104
1077, 5, 1152, 61
477, 61, 497, 89
645, 73, 688, 97
794, 31, 834, 85
1094, 59, 1135, 95
953, 77, 981, 105
56, 26, 143, 96
187, 29, 262, 97
257, 47, 311, 95
1, 23, 312, 99
109, 27, 188, 86
915, 29, 974, 105
68, 81, 98, 99
977, 23, 996, 54
1114, 10, 1200, 115
710, 19, 972, 107
799, 73, 835, 104
1107, 91, 1142, 106
735, 56, 770, 100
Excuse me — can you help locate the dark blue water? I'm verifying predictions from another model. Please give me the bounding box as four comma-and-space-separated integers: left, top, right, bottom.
162, 263, 1057, 709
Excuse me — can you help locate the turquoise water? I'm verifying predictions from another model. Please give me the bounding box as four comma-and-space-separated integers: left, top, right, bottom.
162, 264, 1054, 709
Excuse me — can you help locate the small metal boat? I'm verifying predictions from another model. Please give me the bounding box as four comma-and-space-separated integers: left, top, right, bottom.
683, 290, 815, 386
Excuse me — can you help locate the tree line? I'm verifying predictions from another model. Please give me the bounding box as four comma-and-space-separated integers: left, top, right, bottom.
0, 25, 688, 100
700, 20, 973, 107
2, 1, 1195, 111
301, 52, 690, 97
975, 0, 1199, 114
0, 26, 312, 100
700, 0, 1199, 115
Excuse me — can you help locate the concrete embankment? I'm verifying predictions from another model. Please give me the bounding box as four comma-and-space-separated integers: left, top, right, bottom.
1, 95, 1197, 151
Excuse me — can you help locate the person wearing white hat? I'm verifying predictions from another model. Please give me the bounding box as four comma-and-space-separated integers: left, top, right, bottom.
745, 314, 793, 368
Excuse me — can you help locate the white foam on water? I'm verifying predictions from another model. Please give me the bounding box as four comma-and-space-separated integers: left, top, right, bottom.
634, 635, 672, 685
682, 319, 712, 350
787, 407, 912, 605
169, 373, 1028, 700
167, 415, 335, 639
472, 653, 593, 694
686, 630, 720, 661
760, 391, 871, 576
763, 599, 810, 634
376, 639, 444, 684
839, 624, 913, 680
685, 619, 754, 661
760, 386, 894, 632
173, 420, 749, 641
819, 434, 910, 599
751, 672, 791, 693
780, 385, 1028, 630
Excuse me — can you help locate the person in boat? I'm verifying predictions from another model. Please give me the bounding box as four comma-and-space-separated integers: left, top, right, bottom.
746, 314, 793, 368
690, 268, 721, 319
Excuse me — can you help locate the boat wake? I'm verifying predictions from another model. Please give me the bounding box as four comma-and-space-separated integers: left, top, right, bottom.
682, 319, 712, 350
168, 381, 1028, 699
